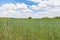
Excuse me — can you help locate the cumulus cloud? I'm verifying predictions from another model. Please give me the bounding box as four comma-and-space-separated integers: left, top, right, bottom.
0, 3, 48, 18
29, 0, 41, 3
29, 0, 60, 17
0, 0, 60, 18
29, 0, 53, 11
0, 3, 33, 18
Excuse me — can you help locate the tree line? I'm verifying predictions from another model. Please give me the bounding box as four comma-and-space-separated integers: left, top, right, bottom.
28, 16, 60, 19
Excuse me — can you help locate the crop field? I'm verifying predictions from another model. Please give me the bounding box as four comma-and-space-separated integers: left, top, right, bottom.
0, 18, 60, 40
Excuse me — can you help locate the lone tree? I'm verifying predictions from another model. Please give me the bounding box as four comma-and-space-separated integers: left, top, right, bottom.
28, 17, 32, 19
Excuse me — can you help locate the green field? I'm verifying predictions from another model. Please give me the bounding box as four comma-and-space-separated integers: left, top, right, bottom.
0, 18, 60, 40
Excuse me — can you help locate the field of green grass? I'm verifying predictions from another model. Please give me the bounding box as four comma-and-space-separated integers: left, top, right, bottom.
0, 18, 60, 40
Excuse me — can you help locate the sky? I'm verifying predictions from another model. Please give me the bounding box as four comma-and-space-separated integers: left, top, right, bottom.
0, 0, 60, 18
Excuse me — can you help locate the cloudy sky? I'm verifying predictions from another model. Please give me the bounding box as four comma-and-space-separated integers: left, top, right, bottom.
0, 0, 60, 18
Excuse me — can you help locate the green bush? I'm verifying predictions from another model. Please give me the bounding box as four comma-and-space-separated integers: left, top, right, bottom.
42, 17, 50, 19
28, 17, 32, 19
53, 16, 60, 19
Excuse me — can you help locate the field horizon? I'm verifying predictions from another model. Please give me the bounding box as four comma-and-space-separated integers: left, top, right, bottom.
0, 18, 60, 40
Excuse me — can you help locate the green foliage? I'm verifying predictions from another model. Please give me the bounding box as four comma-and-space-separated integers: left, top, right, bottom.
0, 18, 60, 40
28, 17, 32, 19
42, 17, 50, 19
53, 16, 60, 19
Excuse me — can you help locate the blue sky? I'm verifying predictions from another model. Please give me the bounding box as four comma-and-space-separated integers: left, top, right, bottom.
0, 0, 14, 5
15, 0, 38, 6
0, 0, 60, 18
0, 0, 38, 6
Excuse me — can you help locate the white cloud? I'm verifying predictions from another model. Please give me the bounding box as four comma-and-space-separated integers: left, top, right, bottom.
53, 0, 60, 5
29, 0, 53, 10
29, 0, 60, 6
29, 4, 47, 10
29, 0, 41, 3
29, 0, 52, 3
0, 3, 33, 18
0, 1, 60, 18
29, 0, 60, 18
16, 3, 27, 9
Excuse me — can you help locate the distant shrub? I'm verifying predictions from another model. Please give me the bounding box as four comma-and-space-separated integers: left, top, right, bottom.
28, 17, 32, 19
42, 17, 50, 19
53, 16, 60, 19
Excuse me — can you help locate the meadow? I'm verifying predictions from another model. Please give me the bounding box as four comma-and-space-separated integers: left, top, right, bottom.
0, 18, 60, 40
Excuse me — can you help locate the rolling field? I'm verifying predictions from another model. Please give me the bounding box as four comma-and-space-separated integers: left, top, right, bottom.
0, 18, 60, 40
